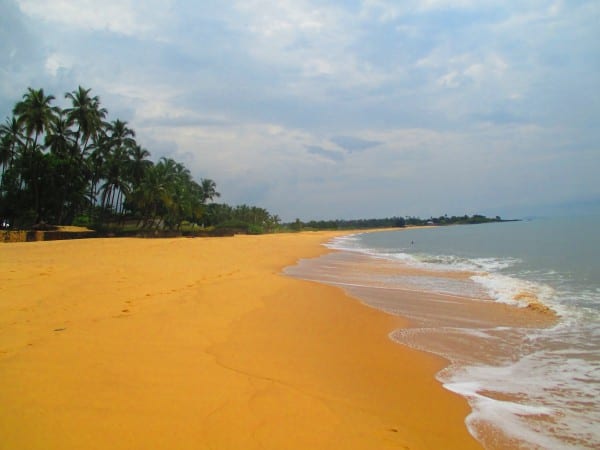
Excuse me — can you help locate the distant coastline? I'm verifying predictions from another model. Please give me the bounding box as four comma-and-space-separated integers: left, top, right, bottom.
283, 213, 513, 232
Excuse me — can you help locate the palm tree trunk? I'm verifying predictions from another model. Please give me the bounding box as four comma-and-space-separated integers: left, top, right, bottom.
100, 185, 111, 224
89, 179, 96, 222
108, 187, 115, 215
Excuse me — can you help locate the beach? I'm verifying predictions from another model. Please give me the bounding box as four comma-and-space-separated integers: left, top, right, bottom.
299, 224, 598, 449
0, 232, 481, 449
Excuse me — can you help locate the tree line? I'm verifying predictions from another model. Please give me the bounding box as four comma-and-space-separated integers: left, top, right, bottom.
0, 86, 278, 232
291, 217, 407, 230
0, 86, 506, 235
286, 214, 507, 231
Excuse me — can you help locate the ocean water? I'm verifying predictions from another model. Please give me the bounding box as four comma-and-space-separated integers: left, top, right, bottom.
285, 217, 600, 449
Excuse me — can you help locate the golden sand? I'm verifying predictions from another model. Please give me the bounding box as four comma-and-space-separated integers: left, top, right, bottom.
0, 233, 481, 449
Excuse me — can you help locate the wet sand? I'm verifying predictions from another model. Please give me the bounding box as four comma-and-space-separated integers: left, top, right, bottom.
286, 247, 558, 449
0, 233, 480, 449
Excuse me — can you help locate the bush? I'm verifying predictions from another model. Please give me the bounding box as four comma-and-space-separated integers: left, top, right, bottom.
72, 214, 92, 227
215, 219, 249, 230
247, 224, 264, 235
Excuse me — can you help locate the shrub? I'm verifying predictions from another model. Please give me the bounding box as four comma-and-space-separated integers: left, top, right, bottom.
72, 215, 92, 227
247, 224, 264, 235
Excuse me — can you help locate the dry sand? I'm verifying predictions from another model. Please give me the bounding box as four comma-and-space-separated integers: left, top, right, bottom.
0, 232, 481, 449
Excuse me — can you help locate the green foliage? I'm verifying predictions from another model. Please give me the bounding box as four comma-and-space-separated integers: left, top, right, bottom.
0, 85, 258, 232
289, 216, 406, 230
290, 218, 303, 231
72, 214, 92, 227
204, 204, 280, 234
247, 224, 264, 235
285, 214, 504, 230
420, 214, 505, 225
215, 219, 250, 231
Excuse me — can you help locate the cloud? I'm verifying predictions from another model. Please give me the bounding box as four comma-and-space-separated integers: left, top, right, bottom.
305, 145, 345, 163
330, 136, 381, 153
0, 0, 48, 104
16, 0, 174, 38
473, 110, 527, 126
138, 115, 234, 129
1, 0, 598, 220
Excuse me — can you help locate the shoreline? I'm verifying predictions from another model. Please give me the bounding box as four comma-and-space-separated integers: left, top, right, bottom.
0, 232, 480, 449
287, 230, 561, 449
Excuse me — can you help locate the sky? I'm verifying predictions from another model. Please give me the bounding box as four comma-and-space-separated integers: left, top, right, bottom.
1, 0, 599, 221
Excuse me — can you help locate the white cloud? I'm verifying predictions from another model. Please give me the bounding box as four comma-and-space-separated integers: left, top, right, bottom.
361, 0, 494, 20
3, 0, 598, 219
437, 70, 461, 88
234, 0, 325, 38
16, 0, 174, 38
44, 52, 72, 77
302, 58, 335, 77
230, 0, 393, 90
464, 54, 508, 84
415, 0, 484, 11
360, 0, 402, 22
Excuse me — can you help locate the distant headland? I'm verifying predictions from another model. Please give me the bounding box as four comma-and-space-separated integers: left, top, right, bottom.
283, 214, 515, 232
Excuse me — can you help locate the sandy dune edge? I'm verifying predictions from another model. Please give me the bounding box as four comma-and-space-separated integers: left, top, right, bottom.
0, 233, 480, 449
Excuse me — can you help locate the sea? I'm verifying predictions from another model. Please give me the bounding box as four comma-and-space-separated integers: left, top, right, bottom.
285, 216, 599, 449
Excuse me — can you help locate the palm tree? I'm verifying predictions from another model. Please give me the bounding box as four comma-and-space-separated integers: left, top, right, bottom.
0, 117, 23, 182
199, 178, 220, 204
3, 85, 248, 231
131, 157, 208, 230
85, 132, 109, 221
185, 180, 205, 227
106, 119, 135, 150
0, 117, 24, 226
45, 111, 76, 159
155, 158, 179, 228
128, 144, 152, 186
266, 214, 281, 232
63, 87, 108, 223
100, 146, 130, 215
64, 86, 107, 157
133, 159, 174, 229
97, 119, 136, 220
168, 161, 194, 229
12, 88, 59, 223
45, 111, 79, 224
13, 88, 59, 149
